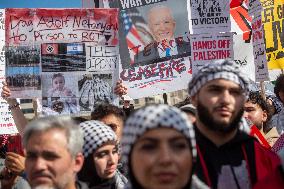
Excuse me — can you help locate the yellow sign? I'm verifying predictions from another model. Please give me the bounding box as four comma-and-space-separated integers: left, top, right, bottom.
262, 0, 284, 69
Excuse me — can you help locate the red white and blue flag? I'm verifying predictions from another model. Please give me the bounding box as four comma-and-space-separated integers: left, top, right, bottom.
121, 10, 145, 64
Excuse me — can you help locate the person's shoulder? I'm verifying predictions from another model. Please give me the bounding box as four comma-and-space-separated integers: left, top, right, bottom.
115, 170, 128, 189
134, 44, 159, 65
253, 139, 281, 163
76, 180, 90, 189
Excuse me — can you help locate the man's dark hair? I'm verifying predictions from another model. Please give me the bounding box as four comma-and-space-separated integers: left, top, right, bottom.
274, 74, 284, 101
248, 91, 269, 111
247, 91, 271, 120
91, 103, 126, 121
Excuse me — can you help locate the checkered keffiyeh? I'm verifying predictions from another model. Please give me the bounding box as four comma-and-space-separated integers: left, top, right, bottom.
80, 120, 117, 157
266, 91, 283, 114
188, 59, 250, 97
121, 104, 196, 173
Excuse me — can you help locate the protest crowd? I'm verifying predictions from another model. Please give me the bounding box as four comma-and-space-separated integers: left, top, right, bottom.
1, 59, 284, 189
1, 0, 284, 189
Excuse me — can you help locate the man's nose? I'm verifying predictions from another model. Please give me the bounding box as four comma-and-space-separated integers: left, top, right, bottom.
243, 111, 249, 119
159, 23, 166, 30
220, 90, 234, 103
33, 157, 47, 171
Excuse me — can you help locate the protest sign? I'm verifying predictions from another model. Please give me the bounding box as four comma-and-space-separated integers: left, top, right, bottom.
233, 34, 256, 81
248, 0, 263, 16
120, 56, 191, 99
5, 8, 118, 45
189, 0, 231, 33
252, 13, 269, 81
117, 0, 191, 68
261, 0, 284, 69
190, 32, 234, 73
114, 0, 192, 99
86, 45, 119, 71
4, 8, 119, 115
0, 9, 18, 135
230, 1, 252, 42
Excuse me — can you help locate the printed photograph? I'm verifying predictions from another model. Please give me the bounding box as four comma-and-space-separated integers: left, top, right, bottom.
41, 43, 86, 72
42, 96, 80, 115
42, 72, 79, 115
114, 0, 191, 68
78, 73, 113, 111
6, 45, 40, 66
6, 66, 41, 90
5, 46, 41, 98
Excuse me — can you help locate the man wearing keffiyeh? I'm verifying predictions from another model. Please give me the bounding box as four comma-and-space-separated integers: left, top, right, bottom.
188, 59, 281, 189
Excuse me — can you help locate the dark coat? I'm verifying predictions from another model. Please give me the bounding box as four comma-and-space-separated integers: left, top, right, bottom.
134, 38, 191, 66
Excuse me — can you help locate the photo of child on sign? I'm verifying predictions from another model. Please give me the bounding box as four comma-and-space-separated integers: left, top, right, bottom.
42, 72, 79, 115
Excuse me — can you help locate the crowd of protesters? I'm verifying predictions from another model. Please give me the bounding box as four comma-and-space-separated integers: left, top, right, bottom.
1, 59, 284, 189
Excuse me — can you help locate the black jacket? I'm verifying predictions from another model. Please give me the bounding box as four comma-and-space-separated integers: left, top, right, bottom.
194, 127, 258, 189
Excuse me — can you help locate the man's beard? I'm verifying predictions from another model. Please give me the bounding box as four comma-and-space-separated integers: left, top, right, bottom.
33, 186, 57, 189
31, 171, 72, 189
197, 99, 244, 133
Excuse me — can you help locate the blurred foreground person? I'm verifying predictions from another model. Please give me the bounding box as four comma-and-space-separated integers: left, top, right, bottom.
78, 120, 127, 189
121, 104, 209, 189
23, 116, 86, 189
188, 60, 281, 188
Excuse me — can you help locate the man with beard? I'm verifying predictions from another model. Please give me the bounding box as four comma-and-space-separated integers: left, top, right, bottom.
188, 60, 281, 189
23, 116, 88, 189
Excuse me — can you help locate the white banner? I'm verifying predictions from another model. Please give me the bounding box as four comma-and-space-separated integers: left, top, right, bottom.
0, 9, 18, 135
189, 0, 231, 33
252, 13, 269, 81
190, 32, 234, 73
121, 56, 192, 99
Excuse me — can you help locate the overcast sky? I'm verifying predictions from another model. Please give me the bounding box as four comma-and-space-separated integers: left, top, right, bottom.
0, 0, 81, 8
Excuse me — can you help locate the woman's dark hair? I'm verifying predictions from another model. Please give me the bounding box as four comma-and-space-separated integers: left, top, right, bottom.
78, 153, 116, 188
77, 155, 97, 185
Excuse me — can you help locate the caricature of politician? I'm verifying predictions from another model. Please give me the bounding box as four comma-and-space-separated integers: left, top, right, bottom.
134, 5, 191, 66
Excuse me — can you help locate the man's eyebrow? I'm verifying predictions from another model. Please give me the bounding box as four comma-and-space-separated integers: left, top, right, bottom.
206, 84, 241, 90
206, 84, 224, 89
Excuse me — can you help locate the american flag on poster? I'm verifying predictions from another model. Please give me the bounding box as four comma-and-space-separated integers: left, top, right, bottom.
121, 10, 145, 64
41, 43, 59, 55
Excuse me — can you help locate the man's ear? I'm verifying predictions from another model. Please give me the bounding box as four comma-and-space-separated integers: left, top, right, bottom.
73, 152, 84, 173
262, 110, 268, 123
